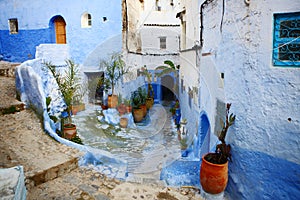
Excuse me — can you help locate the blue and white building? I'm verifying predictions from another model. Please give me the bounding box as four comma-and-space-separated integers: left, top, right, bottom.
0, 0, 122, 69
177, 0, 300, 199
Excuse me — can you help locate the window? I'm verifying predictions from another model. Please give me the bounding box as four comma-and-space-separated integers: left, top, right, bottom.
273, 12, 300, 67
160, 37, 166, 49
156, 0, 161, 11
9, 18, 18, 34
87, 14, 92, 26
81, 13, 92, 28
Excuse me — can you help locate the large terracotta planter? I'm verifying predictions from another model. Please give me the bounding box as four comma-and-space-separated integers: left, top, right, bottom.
140, 104, 147, 117
108, 94, 118, 108
200, 153, 228, 194
146, 97, 154, 110
64, 124, 77, 139
133, 108, 144, 122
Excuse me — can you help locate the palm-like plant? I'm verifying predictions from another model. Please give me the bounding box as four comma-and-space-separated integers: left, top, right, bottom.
140, 66, 154, 98
100, 53, 128, 95
155, 60, 180, 77
155, 60, 180, 97
45, 59, 80, 124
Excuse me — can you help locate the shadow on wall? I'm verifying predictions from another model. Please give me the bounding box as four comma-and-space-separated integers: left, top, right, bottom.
227, 146, 300, 200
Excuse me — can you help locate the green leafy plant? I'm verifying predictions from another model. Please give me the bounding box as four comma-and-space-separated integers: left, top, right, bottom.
140, 66, 154, 98
131, 91, 141, 109
44, 59, 81, 124
155, 60, 180, 78
100, 53, 128, 95
46, 96, 58, 122
70, 135, 83, 145
137, 87, 147, 105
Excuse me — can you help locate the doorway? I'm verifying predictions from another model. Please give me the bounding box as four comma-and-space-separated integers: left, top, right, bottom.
54, 16, 66, 44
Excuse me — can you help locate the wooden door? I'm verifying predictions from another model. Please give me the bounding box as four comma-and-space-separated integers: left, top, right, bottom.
54, 17, 66, 44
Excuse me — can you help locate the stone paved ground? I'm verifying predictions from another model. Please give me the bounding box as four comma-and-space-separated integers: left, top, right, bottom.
0, 74, 203, 199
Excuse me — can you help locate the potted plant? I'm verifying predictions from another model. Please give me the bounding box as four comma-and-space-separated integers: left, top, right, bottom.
117, 94, 126, 115
140, 66, 154, 109
124, 98, 132, 113
71, 83, 87, 115
100, 53, 128, 108
200, 103, 236, 194
137, 87, 147, 117
131, 91, 143, 123
44, 59, 81, 139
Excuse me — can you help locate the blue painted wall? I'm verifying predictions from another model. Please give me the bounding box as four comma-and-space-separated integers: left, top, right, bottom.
227, 146, 300, 200
0, 0, 122, 64
0, 29, 51, 62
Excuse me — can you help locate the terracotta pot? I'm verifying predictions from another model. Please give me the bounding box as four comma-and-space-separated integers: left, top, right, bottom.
126, 105, 132, 113
64, 124, 77, 139
120, 117, 128, 128
108, 94, 118, 108
146, 98, 154, 110
71, 103, 85, 115
200, 153, 228, 194
140, 104, 147, 117
101, 104, 108, 110
133, 108, 144, 122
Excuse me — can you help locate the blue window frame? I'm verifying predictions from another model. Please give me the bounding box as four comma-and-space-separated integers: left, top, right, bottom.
273, 12, 300, 67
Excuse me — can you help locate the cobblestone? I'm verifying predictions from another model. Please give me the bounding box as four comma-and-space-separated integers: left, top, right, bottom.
0, 75, 204, 200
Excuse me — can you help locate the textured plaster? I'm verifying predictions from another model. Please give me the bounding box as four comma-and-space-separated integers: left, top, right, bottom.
0, 0, 122, 65
200, 0, 300, 199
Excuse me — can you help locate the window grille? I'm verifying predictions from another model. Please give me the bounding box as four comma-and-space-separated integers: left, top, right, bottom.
273, 12, 300, 67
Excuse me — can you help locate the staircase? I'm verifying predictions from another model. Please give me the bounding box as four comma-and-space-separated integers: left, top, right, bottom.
0, 61, 25, 114
0, 61, 82, 197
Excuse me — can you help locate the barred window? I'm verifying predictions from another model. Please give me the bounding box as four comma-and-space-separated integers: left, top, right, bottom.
273, 12, 300, 67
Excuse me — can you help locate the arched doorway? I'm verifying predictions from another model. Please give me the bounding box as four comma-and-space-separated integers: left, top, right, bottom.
197, 113, 210, 159
50, 16, 66, 44
161, 75, 175, 102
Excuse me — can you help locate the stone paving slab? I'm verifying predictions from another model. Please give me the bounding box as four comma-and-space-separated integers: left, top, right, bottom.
0, 76, 25, 114
0, 109, 82, 190
27, 166, 203, 200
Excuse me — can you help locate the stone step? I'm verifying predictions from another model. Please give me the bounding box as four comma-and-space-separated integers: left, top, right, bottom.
0, 76, 25, 115
0, 61, 19, 77
0, 110, 83, 191
25, 156, 80, 190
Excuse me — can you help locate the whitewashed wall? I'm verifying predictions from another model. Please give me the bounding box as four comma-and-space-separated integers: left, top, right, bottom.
200, 0, 300, 199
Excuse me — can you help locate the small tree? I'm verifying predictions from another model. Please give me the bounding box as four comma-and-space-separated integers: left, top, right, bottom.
100, 53, 128, 95
44, 59, 81, 124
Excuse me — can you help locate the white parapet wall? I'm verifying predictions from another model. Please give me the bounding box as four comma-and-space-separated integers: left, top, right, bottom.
35, 44, 70, 66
